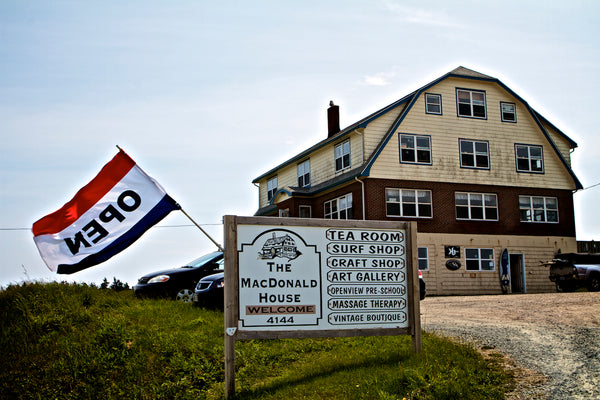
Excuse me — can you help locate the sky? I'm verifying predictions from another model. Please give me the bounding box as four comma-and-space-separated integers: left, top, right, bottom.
1, 0, 599, 288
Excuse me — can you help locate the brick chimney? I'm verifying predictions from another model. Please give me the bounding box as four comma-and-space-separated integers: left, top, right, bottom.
327, 101, 340, 137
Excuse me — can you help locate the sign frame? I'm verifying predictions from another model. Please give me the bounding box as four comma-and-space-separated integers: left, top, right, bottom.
223, 215, 421, 397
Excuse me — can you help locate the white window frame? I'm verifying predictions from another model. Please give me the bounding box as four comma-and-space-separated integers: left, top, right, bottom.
334, 141, 351, 173
456, 88, 487, 119
297, 159, 310, 188
425, 93, 442, 115
519, 196, 559, 223
515, 144, 544, 173
465, 248, 495, 271
455, 192, 498, 221
399, 134, 432, 165
501, 102, 516, 122
267, 176, 277, 202
324, 193, 353, 220
385, 188, 432, 218
418, 247, 429, 271
459, 139, 490, 169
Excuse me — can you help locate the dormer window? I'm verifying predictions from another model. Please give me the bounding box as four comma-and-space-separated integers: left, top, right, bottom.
334, 140, 351, 172
457, 89, 486, 119
267, 176, 277, 201
297, 160, 310, 187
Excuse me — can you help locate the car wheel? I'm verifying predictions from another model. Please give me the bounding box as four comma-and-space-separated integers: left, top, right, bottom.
588, 274, 600, 292
175, 288, 194, 303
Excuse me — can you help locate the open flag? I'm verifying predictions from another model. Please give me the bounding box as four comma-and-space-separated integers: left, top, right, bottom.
32, 149, 180, 274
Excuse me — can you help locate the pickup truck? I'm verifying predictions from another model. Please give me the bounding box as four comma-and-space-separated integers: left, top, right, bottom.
545, 253, 600, 292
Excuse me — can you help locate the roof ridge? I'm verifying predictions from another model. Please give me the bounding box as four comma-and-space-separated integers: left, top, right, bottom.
449, 66, 495, 80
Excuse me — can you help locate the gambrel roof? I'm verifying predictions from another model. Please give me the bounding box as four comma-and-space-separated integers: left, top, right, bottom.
253, 66, 582, 191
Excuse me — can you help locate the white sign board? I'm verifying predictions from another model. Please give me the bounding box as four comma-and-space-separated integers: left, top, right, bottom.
223, 216, 420, 398
226, 217, 412, 332
237, 225, 409, 331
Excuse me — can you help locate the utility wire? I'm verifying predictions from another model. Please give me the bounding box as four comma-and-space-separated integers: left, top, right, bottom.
582, 182, 600, 191
0, 223, 221, 231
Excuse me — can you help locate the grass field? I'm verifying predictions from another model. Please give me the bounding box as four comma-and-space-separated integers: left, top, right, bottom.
0, 282, 513, 399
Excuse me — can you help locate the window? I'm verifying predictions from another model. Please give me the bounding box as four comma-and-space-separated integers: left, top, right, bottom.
519, 196, 558, 223
501, 102, 516, 122
425, 93, 442, 115
279, 209, 290, 217
297, 160, 310, 187
400, 134, 431, 164
455, 192, 498, 220
267, 177, 277, 202
386, 188, 432, 217
299, 205, 312, 218
456, 89, 486, 118
516, 144, 543, 173
465, 248, 495, 271
334, 141, 351, 172
418, 247, 429, 270
459, 139, 489, 169
324, 193, 353, 220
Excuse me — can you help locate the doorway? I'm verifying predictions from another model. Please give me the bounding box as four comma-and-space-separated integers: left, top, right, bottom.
509, 253, 525, 293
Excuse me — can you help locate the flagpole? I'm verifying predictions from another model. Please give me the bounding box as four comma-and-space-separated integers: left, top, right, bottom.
180, 208, 225, 252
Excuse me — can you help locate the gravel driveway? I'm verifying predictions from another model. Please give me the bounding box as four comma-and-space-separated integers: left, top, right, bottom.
420, 292, 600, 399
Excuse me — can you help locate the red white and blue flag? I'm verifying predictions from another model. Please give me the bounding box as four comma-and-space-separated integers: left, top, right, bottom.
32, 150, 180, 274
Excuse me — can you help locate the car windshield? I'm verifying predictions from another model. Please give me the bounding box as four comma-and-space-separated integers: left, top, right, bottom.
182, 251, 223, 268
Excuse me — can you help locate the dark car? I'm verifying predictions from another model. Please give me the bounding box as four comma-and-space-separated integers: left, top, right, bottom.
133, 251, 224, 302
193, 272, 225, 308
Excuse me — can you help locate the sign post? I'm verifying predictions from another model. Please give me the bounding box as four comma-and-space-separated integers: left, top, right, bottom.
223, 216, 420, 398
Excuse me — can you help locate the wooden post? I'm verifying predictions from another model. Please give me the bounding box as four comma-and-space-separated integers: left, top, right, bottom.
223, 216, 238, 398
409, 221, 422, 353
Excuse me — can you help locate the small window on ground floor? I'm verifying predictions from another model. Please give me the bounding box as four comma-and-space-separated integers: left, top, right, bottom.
299, 205, 312, 218
465, 248, 495, 271
418, 247, 429, 270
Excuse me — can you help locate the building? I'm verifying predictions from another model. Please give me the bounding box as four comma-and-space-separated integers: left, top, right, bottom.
252, 67, 582, 295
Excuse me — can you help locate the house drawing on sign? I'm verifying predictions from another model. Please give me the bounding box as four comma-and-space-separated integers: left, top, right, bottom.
258, 233, 301, 260
252, 66, 583, 296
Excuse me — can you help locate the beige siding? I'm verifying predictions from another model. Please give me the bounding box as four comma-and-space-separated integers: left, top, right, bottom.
369, 78, 577, 190
543, 121, 573, 167
362, 106, 405, 156
418, 232, 577, 295
258, 104, 407, 208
